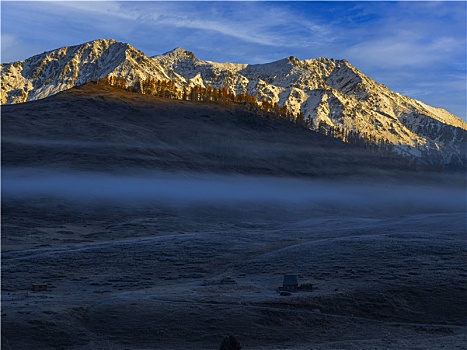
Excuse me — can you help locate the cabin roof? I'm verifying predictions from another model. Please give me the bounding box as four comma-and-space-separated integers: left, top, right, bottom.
283, 274, 298, 286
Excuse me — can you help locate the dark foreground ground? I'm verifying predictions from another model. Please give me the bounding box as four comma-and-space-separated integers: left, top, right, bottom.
2, 181, 466, 350
2, 84, 466, 349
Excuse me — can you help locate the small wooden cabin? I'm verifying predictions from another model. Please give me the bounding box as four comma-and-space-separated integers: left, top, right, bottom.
282, 274, 298, 290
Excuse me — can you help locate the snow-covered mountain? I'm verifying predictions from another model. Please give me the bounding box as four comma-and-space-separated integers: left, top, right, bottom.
1, 39, 169, 105
153, 48, 466, 168
2, 39, 466, 168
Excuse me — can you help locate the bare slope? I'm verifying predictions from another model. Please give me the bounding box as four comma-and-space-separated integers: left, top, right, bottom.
1, 82, 410, 178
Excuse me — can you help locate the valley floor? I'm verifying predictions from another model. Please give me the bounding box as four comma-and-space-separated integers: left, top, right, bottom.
2, 174, 466, 349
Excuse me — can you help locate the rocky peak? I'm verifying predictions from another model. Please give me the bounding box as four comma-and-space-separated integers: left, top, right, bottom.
0, 39, 168, 105
154, 47, 197, 65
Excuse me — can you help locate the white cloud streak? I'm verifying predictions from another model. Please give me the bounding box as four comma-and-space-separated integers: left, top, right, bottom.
344, 35, 464, 69
122, 2, 331, 49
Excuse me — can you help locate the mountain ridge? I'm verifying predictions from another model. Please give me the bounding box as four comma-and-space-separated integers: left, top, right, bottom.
2, 38, 466, 168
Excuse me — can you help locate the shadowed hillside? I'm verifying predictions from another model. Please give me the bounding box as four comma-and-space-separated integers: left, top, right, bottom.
2, 82, 414, 179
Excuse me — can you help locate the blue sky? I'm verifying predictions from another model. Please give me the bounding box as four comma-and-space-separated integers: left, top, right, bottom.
1, 1, 466, 120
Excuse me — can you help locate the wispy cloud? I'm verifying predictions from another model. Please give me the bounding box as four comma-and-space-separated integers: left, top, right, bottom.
343, 35, 463, 69
326, 2, 465, 68
1, 32, 57, 63
1, 1, 332, 62
122, 2, 331, 50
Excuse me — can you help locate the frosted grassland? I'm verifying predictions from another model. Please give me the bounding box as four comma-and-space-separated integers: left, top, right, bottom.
2, 170, 466, 349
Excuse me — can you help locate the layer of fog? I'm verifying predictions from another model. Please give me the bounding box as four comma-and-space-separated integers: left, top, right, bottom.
2, 168, 465, 217
1, 136, 179, 151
